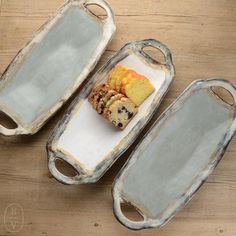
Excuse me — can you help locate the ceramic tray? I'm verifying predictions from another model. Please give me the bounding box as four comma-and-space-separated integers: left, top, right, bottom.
47, 39, 175, 185
112, 79, 236, 230
0, 0, 115, 136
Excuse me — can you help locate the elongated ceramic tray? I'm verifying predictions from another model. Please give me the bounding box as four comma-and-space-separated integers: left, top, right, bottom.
0, 0, 115, 136
47, 39, 175, 185
112, 79, 236, 230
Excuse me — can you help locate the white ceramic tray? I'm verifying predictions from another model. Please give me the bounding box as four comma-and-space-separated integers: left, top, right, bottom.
112, 79, 236, 230
47, 39, 175, 185
0, 0, 115, 136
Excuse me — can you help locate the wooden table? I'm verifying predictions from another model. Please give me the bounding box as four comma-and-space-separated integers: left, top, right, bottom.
0, 0, 236, 235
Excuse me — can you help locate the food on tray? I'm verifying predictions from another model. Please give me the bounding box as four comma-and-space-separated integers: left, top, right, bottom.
108, 65, 129, 91
108, 65, 155, 105
88, 83, 110, 109
106, 97, 138, 129
120, 72, 136, 94
89, 83, 137, 129
97, 89, 116, 114
123, 75, 155, 106
103, 93, 124, 116
88, 65, 155, 130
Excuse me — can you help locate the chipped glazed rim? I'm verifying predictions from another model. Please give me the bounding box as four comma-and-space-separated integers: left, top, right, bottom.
0, 0, 116, 136
112, 79, 236, 230
47, 39, 175, 185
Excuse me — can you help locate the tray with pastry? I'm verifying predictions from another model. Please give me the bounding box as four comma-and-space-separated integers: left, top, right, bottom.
47, 39, 175, 185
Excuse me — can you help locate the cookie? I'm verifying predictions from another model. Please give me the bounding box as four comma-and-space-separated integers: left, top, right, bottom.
103, 93, 124, 117
97, 89, 117, 114
106, 97, 138, 129
88, 83, 110, 110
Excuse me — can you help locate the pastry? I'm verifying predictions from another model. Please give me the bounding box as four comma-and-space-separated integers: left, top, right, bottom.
123, 76, 155, 106
103, 93, 124, 117
97, 89, 117, 114
88, 84, 110, 110
88, 64, 155, 130
108, 65, 129, 92
107, 65, 155, 106
106, 97, 138, 129
120, 71, 137, 94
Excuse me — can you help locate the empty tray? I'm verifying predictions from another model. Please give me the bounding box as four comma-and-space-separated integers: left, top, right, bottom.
112, 79, 236, 230
47, 39, 175, 185
0, 0, 116, 136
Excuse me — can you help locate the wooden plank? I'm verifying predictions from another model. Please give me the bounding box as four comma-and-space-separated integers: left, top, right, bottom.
0, 0, 64, 17
1, 14, 236, 54
1, 0, 236, 19
0, 0, 236, 235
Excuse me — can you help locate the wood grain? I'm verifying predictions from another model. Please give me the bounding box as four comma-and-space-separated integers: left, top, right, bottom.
0, 0, 235, 235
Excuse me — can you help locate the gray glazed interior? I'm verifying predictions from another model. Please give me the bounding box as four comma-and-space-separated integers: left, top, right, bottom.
0, 0, 116, 136
0, 6, 102, 125
113, 79, 236, 230
122, 89, 233, 218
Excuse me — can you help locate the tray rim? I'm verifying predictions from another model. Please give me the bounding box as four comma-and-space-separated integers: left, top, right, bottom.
112, 78, 236, 230
47, 39, 176, 185
0, 0, 116, 136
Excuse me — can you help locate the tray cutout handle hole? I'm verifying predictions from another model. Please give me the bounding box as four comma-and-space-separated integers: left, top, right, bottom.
143, 46, 166, 64
210, 86, 234, 106
120, 202, 144, 222
85, 4, 108, 21
0, 111, 18, 129
55, 158, 79, 178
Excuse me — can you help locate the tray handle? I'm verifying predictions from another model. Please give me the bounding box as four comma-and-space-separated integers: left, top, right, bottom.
134, 39, 173, 66
204, 79, 236, 106
48, 152, 82, 185
113, 184, 155, 230
82, 0, 115, 24
0, 125, 21, 136
0, 111, 24, 136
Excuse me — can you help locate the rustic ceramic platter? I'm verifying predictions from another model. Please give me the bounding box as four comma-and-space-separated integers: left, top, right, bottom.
47, 39, 175, 185
112, 79, 236, 230
0, 0, 116, 136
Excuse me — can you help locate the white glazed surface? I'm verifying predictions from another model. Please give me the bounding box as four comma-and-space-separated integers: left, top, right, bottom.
57, 54, 166, 173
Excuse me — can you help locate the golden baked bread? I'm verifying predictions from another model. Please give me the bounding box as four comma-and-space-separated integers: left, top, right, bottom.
124, 75, 155, 106
107, 65, 155, 106
120, 71, 137, 94
108, 65, 129, 92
